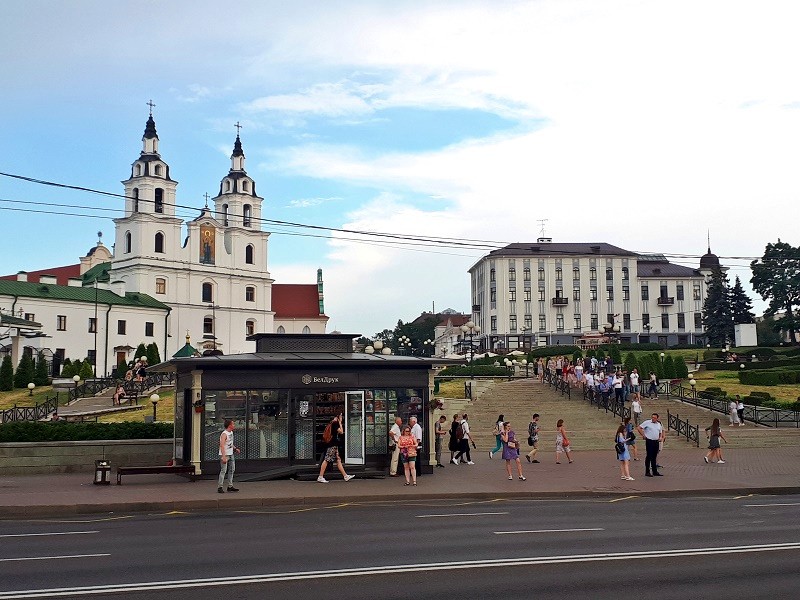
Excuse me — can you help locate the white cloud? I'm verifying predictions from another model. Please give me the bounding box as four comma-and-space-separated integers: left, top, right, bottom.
286, 196, 340, 208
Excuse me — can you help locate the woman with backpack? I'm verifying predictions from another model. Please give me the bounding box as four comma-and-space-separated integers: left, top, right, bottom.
448, 414, 461, 464
317, 413, 355, 483
489, 414, 505, 459
501, 422, 526, 480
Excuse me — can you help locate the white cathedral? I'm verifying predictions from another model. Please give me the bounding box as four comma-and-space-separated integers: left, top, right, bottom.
0, 111, 328, 376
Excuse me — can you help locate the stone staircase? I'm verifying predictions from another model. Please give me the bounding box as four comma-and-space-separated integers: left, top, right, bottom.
457, 378, 696, 452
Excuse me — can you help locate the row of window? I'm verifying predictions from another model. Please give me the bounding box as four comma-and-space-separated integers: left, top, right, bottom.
198, 283, 256, 303
123, 231, 256, 264
132, 188, 164, 213
491, 266, 632, 283
488, 312, 703, 333
491, 284, 702, 303
56, 316, 156, 337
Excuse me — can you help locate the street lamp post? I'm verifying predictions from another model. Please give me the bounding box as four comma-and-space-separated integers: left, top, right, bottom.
364, 340, 392, 355
422, 338, 433, 356
150, 393, 159, 421
27, 382, 35, 396
689, 378, 696, 398
460, 321, 481, 399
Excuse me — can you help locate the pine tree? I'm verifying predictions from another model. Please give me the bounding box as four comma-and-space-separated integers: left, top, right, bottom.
115, 360, 128, 379
674, 356, 689, 378
624, 352, 638, 373
663, 355, 676, 379
0, 356, 14, 391
729, 276, 755, 324
33, 352, 50, 386
13, 353, 35, 389
146, 342, 161, 365
702, 266, 733, 347
135, 343, 148, 363
610, 345, 622, 364
79, 359, 94, 380
651, 353, 665, 379
60, 358, 73, 378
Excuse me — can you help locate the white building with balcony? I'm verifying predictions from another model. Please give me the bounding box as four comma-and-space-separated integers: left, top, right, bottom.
468, 239, 722, 350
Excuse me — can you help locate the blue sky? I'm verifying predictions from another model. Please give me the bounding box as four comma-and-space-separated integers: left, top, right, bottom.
2, 0, 799, 335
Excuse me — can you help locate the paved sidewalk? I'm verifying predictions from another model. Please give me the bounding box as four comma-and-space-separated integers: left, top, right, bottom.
2, 445, 799, 518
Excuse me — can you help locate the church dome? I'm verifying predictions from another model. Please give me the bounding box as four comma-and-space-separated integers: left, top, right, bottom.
699, 247, 720, 269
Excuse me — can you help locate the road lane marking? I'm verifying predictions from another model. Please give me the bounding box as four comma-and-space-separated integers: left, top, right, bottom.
415, 511, 510, 518
0, 531, 98, 539
608, 496, 639, 503
733, 494, 755, 500
745, 503, 800, 507
40, 516, 134, 524
2, 543, 800, 597
494, 528, 604, 535
0, 553, 109, 563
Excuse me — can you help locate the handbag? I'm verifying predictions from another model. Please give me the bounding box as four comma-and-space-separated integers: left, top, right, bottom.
527, 436, 534, 447
615, 441, 625, 454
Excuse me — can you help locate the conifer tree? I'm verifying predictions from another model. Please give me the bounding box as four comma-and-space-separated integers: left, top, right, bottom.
135, 343, 148, 363
60, 358, 73, 378
146, 342, 161, 365
624, 352, 637, 373
13, 353, 35, 389
729, 276, 755, 324
702, 266, 733, 347
0, 356, 13, 391
674, 356, 689, 379
79, 359, 94, 380
33, 352, 50, 386
662, 355, 676, 379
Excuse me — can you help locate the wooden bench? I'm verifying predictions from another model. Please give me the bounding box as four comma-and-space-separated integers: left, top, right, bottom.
116, 464, 196, 485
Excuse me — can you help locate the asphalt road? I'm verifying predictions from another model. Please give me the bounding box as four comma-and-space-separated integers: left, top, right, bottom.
1, 494, 800, 599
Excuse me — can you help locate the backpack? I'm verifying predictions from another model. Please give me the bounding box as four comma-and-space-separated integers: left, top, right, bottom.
454, 422, 464, 440
322, 422, 333, 443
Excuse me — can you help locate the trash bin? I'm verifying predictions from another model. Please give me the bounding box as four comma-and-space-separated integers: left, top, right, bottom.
94, 460, 111, 485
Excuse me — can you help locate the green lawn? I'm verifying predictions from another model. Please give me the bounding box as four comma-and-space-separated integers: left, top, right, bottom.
691, 370, 800, 403
0, 386, 63, 411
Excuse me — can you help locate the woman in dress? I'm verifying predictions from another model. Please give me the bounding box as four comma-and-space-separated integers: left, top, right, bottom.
728, 399, 740, 426
489, 414, 505, 459
398, 425, 418, 485
575, 360, 584, 387
555, 419, 574, 464
501, 422, 526, 480
616, 423, 634, 480
704, 418, 727, 464
537, 358, 546, 383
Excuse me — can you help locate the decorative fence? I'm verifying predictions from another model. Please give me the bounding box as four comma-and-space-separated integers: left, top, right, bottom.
667, 410, 700, 447
67, 376, 117, 403
0, 394, 60, 423
543, 370, 571, 398
665, 382, 800, 428
581, 384, 631, 421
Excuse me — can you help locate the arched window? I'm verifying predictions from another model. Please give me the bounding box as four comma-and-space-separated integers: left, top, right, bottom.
622, 266, 629, 280
606, 267, 613, 281
245, 244, 254, 264
133, 188, 139, 212
125, 231, 132, 253
135, 164, 142, 176
245, 286, 255, 302
202, 282, 213, 303
302, 326, 311, 334
277, 326, 286, 334
555, 267, 562, 281
243, 204, 252, 227
242, 180, 249, 192
154, 188, 164, 213
245, 320, 255, 336
222, 204, 229, 226
154, 232, 164, 253
154, 164, 162, 176
225, 180, 231, 192
155, 278, 166, 294
590, 267, 597, 280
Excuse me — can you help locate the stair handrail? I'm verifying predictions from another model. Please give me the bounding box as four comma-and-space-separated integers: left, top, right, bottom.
0, 393, 61, 423
667, 409, 700, 447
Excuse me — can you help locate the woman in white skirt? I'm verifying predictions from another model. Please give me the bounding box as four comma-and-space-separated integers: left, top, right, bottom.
728, 399, 740, 426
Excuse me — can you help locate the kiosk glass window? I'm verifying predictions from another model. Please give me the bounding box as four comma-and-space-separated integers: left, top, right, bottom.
202, 391, 246, 461
246, 390, 289, 460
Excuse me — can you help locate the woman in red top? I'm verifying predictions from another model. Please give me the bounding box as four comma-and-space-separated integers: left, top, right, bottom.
398, 425, 418, 486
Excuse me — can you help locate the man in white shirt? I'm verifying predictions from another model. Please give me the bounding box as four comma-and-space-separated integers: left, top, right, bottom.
612, 372, 624, 404
629, 369, 640, 399
631, 398, 643, 425
218, 419, 241, 493
636, 413, 664, 477
389, 417, 402, 476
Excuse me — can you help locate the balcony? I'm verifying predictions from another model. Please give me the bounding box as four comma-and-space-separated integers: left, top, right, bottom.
551, 297, 569, 306
657, 296, 675, 306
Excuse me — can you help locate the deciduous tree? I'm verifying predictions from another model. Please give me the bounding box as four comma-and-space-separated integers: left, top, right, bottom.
751, 240, 800, 345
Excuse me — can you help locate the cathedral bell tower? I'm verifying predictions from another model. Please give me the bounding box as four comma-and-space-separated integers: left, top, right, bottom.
213, 123, 263, 230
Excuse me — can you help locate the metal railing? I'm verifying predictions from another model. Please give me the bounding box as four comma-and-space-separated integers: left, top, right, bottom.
67, 376, 117, 403
666, 383, 800, 428
121, 372, 176, 404
667, 410, 700, 447
581, 384, 631, 421
543, 370, 571, 399
0, 393, 60, 423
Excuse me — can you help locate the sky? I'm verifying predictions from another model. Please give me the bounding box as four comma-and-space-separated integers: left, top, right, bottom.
2, 0, 798, 337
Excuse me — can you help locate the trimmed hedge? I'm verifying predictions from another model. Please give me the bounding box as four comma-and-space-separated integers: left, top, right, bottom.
705, 356, 800, 371
0, 422, 173, 443
528, 346, 581, 358
438, 365, 510, 377
738, 369, 800, 386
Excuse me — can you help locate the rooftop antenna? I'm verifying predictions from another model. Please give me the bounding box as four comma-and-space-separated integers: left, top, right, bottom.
536, 219, 548, 238
707, 229, 711, 253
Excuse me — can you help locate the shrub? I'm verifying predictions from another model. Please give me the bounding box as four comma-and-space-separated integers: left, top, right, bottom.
663, 355, 676, 379
750, 391, 774, 400
529, 346, 581, 358
0, 356, 13, 391
703, 350, 724, 360
738, 369, 800, 386
0, 422, 173, 443
13, 353, 35, 389
146, 342, 161, 365
624, 353, 637, 373
610, 345, 622, 364
33, 352, 50, 386
438, 365, 510, 377
79, 359, 95, 380
60, 358, 74, 378
674, 356, 689, 378
572, 350, 583, 362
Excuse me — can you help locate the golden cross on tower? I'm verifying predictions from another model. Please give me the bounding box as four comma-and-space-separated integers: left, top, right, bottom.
147, 99, 156, 116
234, 121, 242, 135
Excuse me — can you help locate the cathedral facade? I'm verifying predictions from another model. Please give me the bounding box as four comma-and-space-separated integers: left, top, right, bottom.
0, 112, 328, 375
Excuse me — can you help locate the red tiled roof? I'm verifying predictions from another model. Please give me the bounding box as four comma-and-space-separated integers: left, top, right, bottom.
441, 315, 471, 327
272, 284, 326, 319
0, 264, 81, 286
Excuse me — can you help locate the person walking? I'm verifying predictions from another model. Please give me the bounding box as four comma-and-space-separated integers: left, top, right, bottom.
647, 372, 659, 399
434, 415, 447, 467
555, 419, 574, 464
629, 368, 640, 400
704, 418, 728, 464
454, 413, 475, 465
501, 422, 526, 480
389, 416, 402, 477
728, 398, 740, 427
631, 397, 643, 426
636, 413, 664, 477
615, 423, 634, 480
526, 413, 540, 463
736, 395, 745, 426
623, 416, 639, 461
317, 413, 355, 483
217, 419, 241, 493
398, 425, 418, 485
489, 414, 505, 459
448, 414, 462, 464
